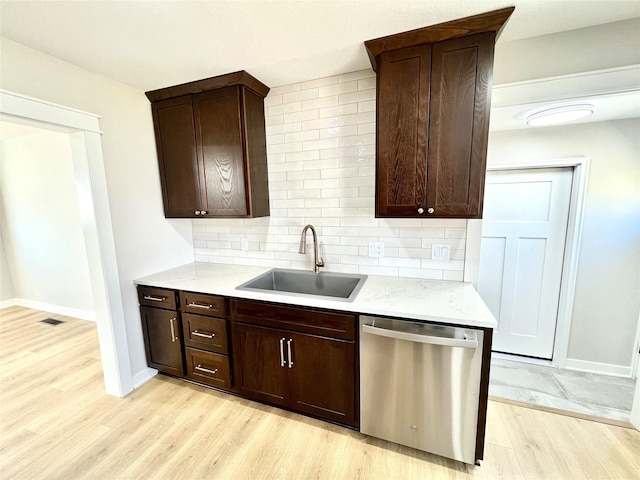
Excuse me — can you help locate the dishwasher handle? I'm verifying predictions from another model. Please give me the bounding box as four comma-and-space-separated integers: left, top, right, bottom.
362, 324, 478, 349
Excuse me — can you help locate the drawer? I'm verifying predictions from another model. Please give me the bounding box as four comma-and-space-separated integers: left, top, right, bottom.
180, 291, 227, 318
230, 299, 356, 341
182, 313, 228, 354
138, 285, 177, 310
185, 348, 232, 390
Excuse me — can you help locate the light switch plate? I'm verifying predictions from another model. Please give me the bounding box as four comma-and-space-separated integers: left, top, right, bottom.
240, 238, 249, 251
431, 243, 450, 261
368, 241, 384, 258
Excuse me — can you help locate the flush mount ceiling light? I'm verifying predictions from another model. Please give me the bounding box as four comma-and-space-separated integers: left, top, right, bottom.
526, 104, 595, 127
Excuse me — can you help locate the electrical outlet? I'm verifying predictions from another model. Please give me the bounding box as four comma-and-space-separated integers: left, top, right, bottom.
240, 238, 249, 251
368, 241, 384, 258
431, 243, 450, 261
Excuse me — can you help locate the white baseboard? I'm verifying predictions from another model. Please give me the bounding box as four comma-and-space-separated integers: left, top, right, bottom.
564, 358, 632, 378
0, 298, 96, 322
132, 367, 157, 389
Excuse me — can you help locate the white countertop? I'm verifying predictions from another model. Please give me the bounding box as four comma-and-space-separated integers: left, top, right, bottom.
134, 262, 497, 329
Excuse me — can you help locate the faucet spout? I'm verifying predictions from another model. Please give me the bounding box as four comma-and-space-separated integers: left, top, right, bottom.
299, 224, 324, 273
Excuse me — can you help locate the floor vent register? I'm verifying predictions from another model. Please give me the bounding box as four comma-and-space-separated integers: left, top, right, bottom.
40, 318, 65, 326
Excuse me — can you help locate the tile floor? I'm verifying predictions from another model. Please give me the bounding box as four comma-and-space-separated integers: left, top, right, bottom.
489, 357, 636, 422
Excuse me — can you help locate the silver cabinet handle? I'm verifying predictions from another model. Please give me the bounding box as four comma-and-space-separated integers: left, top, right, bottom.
195, 364, 218, 375
201, 211, 207, 215
279, 338, 286, 367
169, 317, 177, 343
418, 207, 424, 214
287, 339, 293, 368
362, 324, 478, 349
427, 207, 435, 214
195, 210, 200, 215
192, 330, 215, 339
188, 302, 213, 309
143, 295, 166, 302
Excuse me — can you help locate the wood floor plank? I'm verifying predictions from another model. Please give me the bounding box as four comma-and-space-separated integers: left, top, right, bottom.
1, 306, 639, 480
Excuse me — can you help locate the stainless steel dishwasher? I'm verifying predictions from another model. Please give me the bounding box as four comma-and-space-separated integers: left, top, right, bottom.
360, 315, 484, 465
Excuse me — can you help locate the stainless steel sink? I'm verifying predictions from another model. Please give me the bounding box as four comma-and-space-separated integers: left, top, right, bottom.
236, 269, 367, 302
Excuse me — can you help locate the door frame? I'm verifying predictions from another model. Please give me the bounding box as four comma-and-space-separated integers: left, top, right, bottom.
465, 156, 589, 369
0, 89, 133, 396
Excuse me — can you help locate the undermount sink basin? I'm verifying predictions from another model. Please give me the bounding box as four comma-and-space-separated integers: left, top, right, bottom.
236, 269, 367, 302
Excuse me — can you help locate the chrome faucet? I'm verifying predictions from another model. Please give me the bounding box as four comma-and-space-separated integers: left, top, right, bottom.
298, 224, 324, 273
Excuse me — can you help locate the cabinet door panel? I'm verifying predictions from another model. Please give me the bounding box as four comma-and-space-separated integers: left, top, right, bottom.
140, 306, 184, 376
427, 33, 493, 218
289, 332, 357, 426
234, 323, 289, 407
151, 96, 201, 217
376, 45, 430, 217
193, 87, 248, 217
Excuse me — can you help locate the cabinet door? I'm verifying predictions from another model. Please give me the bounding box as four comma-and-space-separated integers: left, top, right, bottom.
193, 87, 248, 217
376, 45, 431, 217
427, 33, 493, 218
233, 323, 289, 407
288, 332, 357, 426
140, 306, 184, 376
151, 95, 202, 217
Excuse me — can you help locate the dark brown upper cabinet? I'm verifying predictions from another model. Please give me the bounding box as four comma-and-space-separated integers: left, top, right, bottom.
365, 8, 514, 219
146, 71, 270, 218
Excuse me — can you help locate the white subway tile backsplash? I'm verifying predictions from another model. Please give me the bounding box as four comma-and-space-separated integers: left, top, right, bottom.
301, 96, 338, 111
319, 125, 358, 139
283, 109, 319, 123
319, 81, 357, 97
191, 71, 467, 282
358, 100, 376, 113
338, 89, 376, 105
282, 88, 319, 104
357, 77, 377, 90
338, 70, 375, 83
319, 104, 358, 118
284, 130, 319, 143
300, 76, 338, 90
358, 123, 376, 135
268, 102, 301, 116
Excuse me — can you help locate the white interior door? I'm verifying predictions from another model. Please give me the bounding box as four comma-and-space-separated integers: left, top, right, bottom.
478, 167, 573, 359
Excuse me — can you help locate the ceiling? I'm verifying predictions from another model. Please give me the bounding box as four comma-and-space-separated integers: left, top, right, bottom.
1, 0, 639, 92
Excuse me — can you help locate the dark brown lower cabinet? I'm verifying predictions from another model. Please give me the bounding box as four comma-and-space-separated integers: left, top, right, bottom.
233, 318, 357, 427
234, 323, 290, 407
140, 306, 184, 376
287, 331, 356, 425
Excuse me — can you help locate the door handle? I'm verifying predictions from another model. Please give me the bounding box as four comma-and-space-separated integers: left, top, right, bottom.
287, 339, 293, 368
169, 317, 178, 343
279, 338, 286, 367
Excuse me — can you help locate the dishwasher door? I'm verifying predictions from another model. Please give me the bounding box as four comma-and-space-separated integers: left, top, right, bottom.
359, 316, 484, 465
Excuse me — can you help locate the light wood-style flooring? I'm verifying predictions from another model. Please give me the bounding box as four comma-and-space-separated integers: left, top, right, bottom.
1, 306, 639, 479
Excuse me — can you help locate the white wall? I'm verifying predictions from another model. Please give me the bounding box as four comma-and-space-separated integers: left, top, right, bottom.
494, 17, 640, 84
0, 36, 195, 382
486, 118, 640, 370
194, 71, 467, 281
0, 130, 94, 316
0, 204, 15, 302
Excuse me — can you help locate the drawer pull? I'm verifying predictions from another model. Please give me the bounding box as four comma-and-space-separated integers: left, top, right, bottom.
188, 302, 213, 309
192, 330, 215, 339
195, 364, 218, 375
144, 295, 166, 302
